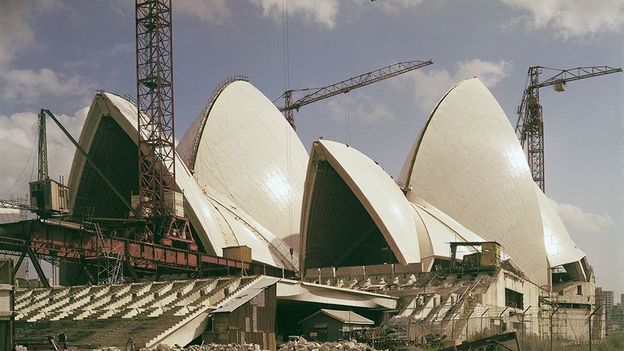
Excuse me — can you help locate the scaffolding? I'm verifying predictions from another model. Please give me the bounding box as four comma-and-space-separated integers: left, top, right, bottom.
93, 222, 124, 284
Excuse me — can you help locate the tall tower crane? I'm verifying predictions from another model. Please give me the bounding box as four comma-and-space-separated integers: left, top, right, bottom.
515, 65, 622, 192
279, 60, 433, 129
37, 110, 48, 182
135, 0, 191, 243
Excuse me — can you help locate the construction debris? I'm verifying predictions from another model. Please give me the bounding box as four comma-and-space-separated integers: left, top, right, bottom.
279, 337, 377, 351
183, 344, 261, 351
144, 343, 262, 351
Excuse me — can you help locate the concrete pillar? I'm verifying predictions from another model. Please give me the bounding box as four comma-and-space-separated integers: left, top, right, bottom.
0, 258, 15, 350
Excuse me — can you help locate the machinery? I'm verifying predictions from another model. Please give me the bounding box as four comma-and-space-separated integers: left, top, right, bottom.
449, 241, 501, 270
279, 60, 433, 129
28, 110, 69, 217
515, 65, 622, 192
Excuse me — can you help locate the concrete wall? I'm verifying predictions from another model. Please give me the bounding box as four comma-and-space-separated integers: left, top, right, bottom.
467, 270, 541, 339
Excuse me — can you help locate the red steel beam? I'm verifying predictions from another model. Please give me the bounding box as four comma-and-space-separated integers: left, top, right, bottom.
0, 220, 249, 274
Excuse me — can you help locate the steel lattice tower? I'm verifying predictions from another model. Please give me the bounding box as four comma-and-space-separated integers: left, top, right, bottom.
135, 0, 175, 234
523, 67, 545, 192
37, 109, 49, 181
515, 65, 621, 193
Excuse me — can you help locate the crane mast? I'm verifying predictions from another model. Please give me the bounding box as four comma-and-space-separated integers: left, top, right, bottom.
37, 109, 48, 182
515, 65, 622, 192
280, 60, 433, 129
136, 0, 190, 243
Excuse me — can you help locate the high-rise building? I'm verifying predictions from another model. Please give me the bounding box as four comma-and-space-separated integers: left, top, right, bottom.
605, 291, 615, 307
596, 287, 615, 308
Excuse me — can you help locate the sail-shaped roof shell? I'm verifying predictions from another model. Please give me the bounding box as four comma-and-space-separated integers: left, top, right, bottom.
399, 78, 549, 285
67, 92, 297, 270
178, 80, 308, 252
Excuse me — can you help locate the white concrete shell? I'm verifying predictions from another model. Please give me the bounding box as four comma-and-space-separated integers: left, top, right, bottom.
299, 140, 497, 273
68, 92, 297, 270
410, 196, 487, 270
535, 186, 586, 269
399, 78, 549, 286
300, 140, 421, 271
178, 80, 308, 252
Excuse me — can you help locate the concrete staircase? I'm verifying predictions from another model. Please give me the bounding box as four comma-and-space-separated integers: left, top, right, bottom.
389, 272, 494, 342
15, 275, 261, 349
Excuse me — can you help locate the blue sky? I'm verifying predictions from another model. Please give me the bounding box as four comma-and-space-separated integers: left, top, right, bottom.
0, 0, 622, 292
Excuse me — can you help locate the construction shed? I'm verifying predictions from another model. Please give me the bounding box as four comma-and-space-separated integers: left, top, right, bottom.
299, 309, 374, 341
205, 277, 278, 351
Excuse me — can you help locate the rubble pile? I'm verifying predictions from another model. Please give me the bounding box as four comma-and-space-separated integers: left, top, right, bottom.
183, 344, 261, 351
145, 343, 262, 351
279, 337, 376, 351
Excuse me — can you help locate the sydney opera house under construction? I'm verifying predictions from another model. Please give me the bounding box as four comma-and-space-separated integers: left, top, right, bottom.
4, 77, 599, 349
69, 77, 590, 282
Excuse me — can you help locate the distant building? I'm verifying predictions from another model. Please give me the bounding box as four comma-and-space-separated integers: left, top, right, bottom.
596, 288, 619, 333
299, 309, 374, 341
596, 288, 615, 308
605, 291, 615, 307
611, 305, 624, 335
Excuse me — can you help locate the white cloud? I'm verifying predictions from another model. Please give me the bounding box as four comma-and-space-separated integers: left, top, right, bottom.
407, 59, 512, 112
0, 106, 89, 198
501, 0, 624, 40
550, 199, 622, 291
0, 0, 65, 67
249, 0, 339, 29
0, 1, 93, 108
555, 202, 616, 235
324, 91, 394, 125
0, 68, 95, 105
175, 0, 231, 25
170, 0, 336, 28
150, 0, 424, 29
455, 59, 512, 88
0, 2, 35, 67
248, 0, 423, 29
352, 0, 423, 14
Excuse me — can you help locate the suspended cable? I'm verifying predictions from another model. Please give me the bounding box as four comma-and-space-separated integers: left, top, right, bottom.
282, 0, 294, 248
344, 93, 351, 145
286, 118, 293, 243
344, 93, 348, 144
282, 0, 290, 92
1, 120, 38, 197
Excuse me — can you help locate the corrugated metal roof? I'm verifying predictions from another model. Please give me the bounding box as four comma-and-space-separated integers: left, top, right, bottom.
299, 309, 374, 325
